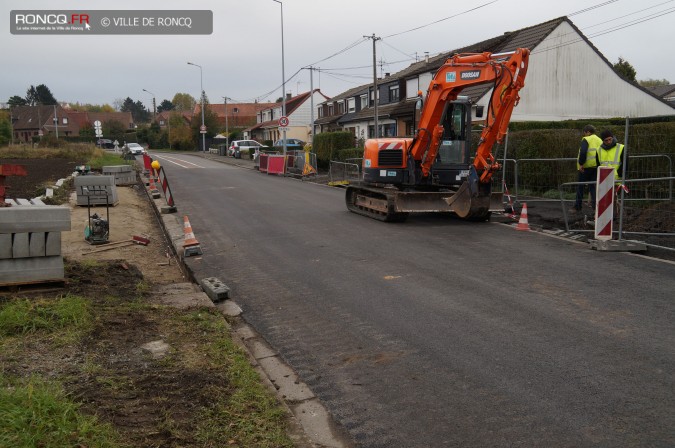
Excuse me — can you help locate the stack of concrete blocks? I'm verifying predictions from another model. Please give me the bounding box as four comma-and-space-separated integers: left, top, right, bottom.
0, 200, 71, 286
102, 165, 136, 186
75, 175, 119, 206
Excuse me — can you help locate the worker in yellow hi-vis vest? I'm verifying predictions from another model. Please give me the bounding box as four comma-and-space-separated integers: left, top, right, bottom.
573, 125, 602, 212
597, 129, 627, 187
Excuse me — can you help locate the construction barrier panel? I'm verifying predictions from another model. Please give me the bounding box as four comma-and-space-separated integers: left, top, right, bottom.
157, 167, 176, 208
259, 153, 269, 173
267, 155, 285, 175
595, 166, 615, 241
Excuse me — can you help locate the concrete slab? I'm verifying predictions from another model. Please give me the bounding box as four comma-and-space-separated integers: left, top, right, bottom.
149, 282, 215, 309
0, 256, 64, 285
290, 399, 349, 448
216, 300, 242, 317
0, 234, 11, 259
0, 206, 71, 232
29, 232, 46, 257
140, 340, 171, 359
45, 232, 61, 256
257, 356, 315, 402
233, 323, 258, 341
249, 339, 278, 359
12, 233, 29, 258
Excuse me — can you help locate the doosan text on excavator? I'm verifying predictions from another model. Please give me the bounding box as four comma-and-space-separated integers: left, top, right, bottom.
346, 48, 530, 222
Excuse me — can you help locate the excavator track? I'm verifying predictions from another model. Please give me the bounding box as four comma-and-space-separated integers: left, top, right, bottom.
346, 183, 492, 223
345, 186, 409, 222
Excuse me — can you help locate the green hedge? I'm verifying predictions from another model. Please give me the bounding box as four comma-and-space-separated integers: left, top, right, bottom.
313, 131, 354, 167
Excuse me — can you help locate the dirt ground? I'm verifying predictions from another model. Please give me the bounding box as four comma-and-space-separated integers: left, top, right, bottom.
2, 159, 284, 447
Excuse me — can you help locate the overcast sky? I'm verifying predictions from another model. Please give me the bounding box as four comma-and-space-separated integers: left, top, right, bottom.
2, 0, 674, 110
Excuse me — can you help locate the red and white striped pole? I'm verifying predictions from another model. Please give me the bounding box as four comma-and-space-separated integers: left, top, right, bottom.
594, 166, 615, 240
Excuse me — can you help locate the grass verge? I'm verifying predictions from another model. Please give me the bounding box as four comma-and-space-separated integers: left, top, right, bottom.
0, 261, 296, 447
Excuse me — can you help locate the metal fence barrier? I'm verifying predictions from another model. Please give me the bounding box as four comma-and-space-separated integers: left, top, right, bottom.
329, 160, 361, 186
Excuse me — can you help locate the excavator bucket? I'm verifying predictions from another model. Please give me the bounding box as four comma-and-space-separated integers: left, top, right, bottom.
442, 168, 492, 219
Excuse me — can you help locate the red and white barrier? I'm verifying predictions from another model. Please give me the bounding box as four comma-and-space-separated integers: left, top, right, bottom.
594, 166, 615, 240
157, 166, 175, 207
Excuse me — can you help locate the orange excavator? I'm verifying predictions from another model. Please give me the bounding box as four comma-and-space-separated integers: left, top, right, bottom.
346, 48, 530, 222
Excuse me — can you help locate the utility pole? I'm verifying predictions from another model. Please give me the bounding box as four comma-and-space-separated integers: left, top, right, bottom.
364, 34, 381, 138
53, 104, 59, 139
308, 66, 315, 143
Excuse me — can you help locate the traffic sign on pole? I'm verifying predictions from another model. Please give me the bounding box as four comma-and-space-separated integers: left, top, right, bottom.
200, 125, 207, 134
278, 116, 289, 127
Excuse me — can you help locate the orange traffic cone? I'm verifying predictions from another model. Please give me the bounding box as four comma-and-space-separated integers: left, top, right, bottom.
182, 215, 203, 257
515, 203, 530, 231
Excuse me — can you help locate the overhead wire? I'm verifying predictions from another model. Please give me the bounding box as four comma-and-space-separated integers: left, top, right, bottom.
242, 0, 669, 103
382, 0, 500, 39
533, 6, 675, 55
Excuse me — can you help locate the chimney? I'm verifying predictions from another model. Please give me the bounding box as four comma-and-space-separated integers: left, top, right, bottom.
286, 93, 292, 100
425, 52, 429, 63
385, 73, 390, 77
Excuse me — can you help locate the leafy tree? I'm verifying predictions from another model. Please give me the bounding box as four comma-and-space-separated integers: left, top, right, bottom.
120, 97, 150, 123
35, 84, 57, 105
172, 93, 196, 112
79, 122, 95, 138
639, 78, 671, 87
157, 99, 175, 113
70, 103, 116, 113
613, 57, 637, 82
24, 84, 57, 105
0, 112, 11, 145
8, 95, 27, 107
168, 112, 193, 150
103, 119, 126, 141
191, 104, 219, 146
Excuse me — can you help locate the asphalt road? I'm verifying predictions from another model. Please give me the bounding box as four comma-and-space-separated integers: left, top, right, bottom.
153, 153, 674, 448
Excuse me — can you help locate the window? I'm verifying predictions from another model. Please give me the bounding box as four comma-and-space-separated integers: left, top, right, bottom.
360, 94, 368, 109
159, 120, 165, 126
348, 98, 355, 113
338, 102, 345, 114
328, 104, 334, 116
317, 106, 323, 118
62, 117, 68, 125
389, 86, 399, 103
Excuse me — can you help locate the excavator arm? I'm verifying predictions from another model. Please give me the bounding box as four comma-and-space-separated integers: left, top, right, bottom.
413, 48, 530, 182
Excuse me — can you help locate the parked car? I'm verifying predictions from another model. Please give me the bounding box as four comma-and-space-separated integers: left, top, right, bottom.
228, 140, 267, 158
273, 138, 306, 149
125, 142, 146, 155
96, 139, 114, 149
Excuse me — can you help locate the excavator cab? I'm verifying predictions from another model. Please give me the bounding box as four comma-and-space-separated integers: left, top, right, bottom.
431, 98, 472, 184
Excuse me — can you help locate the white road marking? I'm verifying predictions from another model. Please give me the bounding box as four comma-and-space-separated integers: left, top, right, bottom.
151, 154, 206, 168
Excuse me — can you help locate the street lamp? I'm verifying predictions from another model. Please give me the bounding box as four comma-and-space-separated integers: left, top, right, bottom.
272, 0, 287, 156
187, 61, 206, 153
142, 88, 156, 121
222, 96, 231, 151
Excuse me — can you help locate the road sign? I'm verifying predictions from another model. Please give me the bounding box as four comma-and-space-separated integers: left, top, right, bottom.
94, 120, 103, 137
278, 116, 289, 127
200, 125, 207, 134
278, 127, 290, 132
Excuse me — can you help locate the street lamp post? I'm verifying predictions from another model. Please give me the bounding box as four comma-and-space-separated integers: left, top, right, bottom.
187, 62, 206, 153
272, 0, 287, 156
142, 88, 156, 121
222, 96, 230, 151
